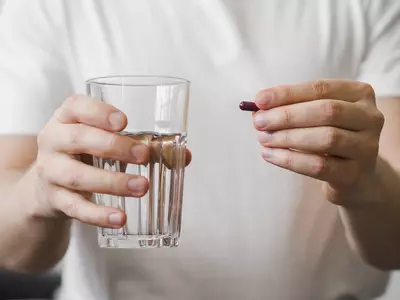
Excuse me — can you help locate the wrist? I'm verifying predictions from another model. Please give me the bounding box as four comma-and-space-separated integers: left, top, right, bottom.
325, 163, 384, 210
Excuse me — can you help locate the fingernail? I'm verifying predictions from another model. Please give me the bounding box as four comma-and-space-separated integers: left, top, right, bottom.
258, 132, 272, 144
256, 91, 274, 107
128, 177, 147, 193
131, 144, 148, 164
108, 213, 124, 226
262, 148, 274, 160
254, 113, 267, 128
109, 112, 125, 130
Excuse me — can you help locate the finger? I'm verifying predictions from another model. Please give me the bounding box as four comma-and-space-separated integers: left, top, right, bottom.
258, 127, 369, 159
255, 80, 375, 109
253, 99, 371, 131
185, 149, 192, 166
55, 95, 127, 131
150, 144, 192, 169
40, 154, 149, 197
52, 187, 126, 228
261, 147, 358, 186
52, 124, 149, 164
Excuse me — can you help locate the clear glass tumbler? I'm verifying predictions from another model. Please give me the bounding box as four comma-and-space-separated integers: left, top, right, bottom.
86, 76, 190, 249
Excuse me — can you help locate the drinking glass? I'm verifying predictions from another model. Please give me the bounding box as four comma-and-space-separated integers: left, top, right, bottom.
86, 75, 190, 249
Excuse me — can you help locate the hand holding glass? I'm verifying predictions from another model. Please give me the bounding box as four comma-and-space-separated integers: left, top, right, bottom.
86, 76, 190, 249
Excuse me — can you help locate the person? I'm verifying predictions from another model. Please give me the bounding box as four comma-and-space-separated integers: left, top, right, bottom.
0, 1, 399, 299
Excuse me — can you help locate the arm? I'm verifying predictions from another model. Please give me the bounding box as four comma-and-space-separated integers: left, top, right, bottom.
339, 98, 400, 270
252, 1, 400, 270
0, 136, 71, 273
339, 0, 400, 269
0, 2, 151, 273
0, 1, 73, 272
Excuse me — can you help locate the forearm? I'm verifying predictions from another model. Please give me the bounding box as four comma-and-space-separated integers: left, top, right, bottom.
339, 156, 400, 270
0, 165, 71, 273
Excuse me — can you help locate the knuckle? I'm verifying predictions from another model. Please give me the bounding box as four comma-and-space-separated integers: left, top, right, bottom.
56, 95, 82, 122
282, 86, 295, 102
35, 160, 46, 179
64, 94, 81, 107
67, 124, 84, 145
281, 130, 291, 145
63, 201, 79, 218
63, 168, 81, 189
361, 82, 376, 99
321, 100, 341, 123
104, 133, 119, 155
374, 111, 385, 129
322, 128, 340, 151
282, 107, 293, 127
53, 107, 65, 122
312, 80, 330, 98
283, 151, 293, 169
311, 157, 329, 178
66, 174, 80, 189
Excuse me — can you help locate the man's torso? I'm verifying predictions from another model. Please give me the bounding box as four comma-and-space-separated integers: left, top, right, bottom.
41, 1, 387, 299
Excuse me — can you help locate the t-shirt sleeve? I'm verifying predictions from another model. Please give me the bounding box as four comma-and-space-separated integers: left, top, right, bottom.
0, 0, 73, 135
357, 0, 400, 99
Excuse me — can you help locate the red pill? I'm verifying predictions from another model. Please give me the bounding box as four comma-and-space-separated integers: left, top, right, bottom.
239, 101, 259, 111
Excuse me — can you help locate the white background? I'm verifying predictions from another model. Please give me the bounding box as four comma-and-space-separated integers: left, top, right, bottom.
378, 273, 400, 299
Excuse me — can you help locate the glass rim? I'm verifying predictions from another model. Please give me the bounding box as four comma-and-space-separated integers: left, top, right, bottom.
85, 75, 191, 87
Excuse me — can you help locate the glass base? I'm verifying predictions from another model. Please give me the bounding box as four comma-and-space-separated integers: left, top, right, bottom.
98, 234, 180, 249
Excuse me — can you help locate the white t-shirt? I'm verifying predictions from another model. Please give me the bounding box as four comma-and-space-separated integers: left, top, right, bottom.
1, 1, 400, 299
